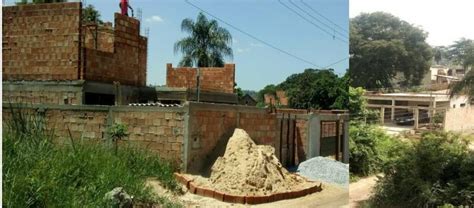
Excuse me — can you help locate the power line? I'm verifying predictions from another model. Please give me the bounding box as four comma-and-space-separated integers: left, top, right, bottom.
288, 0, 348, 40
184, 0, 323, 68
278, 0, 348, 43
323, 56, 349, 69
300, 0, 349, 34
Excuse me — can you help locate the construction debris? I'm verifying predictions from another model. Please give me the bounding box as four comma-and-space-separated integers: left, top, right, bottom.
297, 156, 349, 187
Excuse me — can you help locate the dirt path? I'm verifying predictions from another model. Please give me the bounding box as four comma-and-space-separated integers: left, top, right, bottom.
147, 179, 348, 208
349, 175, 380, 208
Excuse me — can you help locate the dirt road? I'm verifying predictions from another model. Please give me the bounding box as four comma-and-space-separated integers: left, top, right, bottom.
349, 175, 380, 208
147, 179, 348, 208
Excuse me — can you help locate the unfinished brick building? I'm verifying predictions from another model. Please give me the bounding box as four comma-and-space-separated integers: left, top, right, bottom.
2, 2, 153, 105
156, 63, 238, 104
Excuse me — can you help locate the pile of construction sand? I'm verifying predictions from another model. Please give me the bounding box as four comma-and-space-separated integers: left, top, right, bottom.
191, 129, 314, 196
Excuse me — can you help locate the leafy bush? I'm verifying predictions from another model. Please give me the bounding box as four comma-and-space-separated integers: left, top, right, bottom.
349, 121, 406, 176
3, 108, 181, 207
371, 131, 474, 207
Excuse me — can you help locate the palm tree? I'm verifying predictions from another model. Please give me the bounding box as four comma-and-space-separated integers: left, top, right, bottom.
450, 69, 474, 100
174, 12, 233, 67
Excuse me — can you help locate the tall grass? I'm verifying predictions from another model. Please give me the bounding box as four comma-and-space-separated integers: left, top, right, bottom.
3, 107, 182, 207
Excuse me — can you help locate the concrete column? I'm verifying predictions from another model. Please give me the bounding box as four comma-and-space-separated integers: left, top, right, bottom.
342, 120, 349, 164
380, 107, 385, 125
391, 99, 395, 121
308, 114, 321, 158
414, 107, 419, 130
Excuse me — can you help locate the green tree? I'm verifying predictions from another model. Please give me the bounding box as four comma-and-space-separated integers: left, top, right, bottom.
235, 87, 244, 100
82, 4, 103, 25
448, 38, 474, 100
349, 12, 433, 89
174, 12, 233, 67
278, 69, 346, 109
450, 69, 474, 100
447, 38, 474, 69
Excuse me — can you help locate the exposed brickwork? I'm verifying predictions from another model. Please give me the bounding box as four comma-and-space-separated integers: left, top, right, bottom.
264, 91, 289, 106
2, 106, 185, 166
113, 110, 184, 162
3, 89, 82, 105
2, 81, 84, 105
264, 94, 276, 105
3, 3, 147, 87
166, 63, 235, 94
83, 22, 114, 53
83, 13, 147, 86
2, 2, 82, 81
276, 90, 288, 106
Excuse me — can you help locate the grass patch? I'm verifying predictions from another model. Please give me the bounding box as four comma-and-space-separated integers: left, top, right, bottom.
2, 107, 182, 207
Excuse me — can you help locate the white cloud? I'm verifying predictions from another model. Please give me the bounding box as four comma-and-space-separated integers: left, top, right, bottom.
350, 0, 474, 46
145, 15, 164, 23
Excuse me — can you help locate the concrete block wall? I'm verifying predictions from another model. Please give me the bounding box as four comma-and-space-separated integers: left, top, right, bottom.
84, 13, 147, 87
2, 105, 186, 166
2, 2, 82, 81
166, 63, 235, 94
2, 81, 84, 105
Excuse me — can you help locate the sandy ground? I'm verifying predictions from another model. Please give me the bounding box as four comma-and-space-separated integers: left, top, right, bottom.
348, 175, 380, 208
146, 179, 349, 208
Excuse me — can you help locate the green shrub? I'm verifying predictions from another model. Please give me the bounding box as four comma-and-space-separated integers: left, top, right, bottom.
349, 121, 406, 176
3, 107, 182, 207
371, 131, 474, 207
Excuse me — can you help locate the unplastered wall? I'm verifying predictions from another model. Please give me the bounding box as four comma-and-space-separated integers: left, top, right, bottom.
2, 2, 82, 81
84, 13, 147, 87
186, 102, 279, 174
2, 104, 186, 166
444, 104, 474, 132
166, 63, 235, 94
2, 81, 84, 105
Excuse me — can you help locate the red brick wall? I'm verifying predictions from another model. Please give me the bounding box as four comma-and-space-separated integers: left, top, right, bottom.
166, 63, 235, 94
83, 23, 114, 53
186, 104, 278, 173
276, 90, 288, 106
2, 2, 82, 81
84, 13, 147, 86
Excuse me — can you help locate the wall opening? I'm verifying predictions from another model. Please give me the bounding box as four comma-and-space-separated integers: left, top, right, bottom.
84, 93, 115, 105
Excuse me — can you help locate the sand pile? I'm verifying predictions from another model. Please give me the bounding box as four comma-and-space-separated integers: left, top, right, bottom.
193, 128, 312, 196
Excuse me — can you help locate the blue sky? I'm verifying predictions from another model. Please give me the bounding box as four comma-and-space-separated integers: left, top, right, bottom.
6, 0, 349, 91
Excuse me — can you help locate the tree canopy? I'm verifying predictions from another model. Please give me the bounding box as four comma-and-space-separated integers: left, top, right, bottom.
82, 4, 103, 25
447, 38, 474, 69
277, 69, 348, 110
349, 12, 432, 89
448, 38, 474, 100
174, 12, 233, 67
